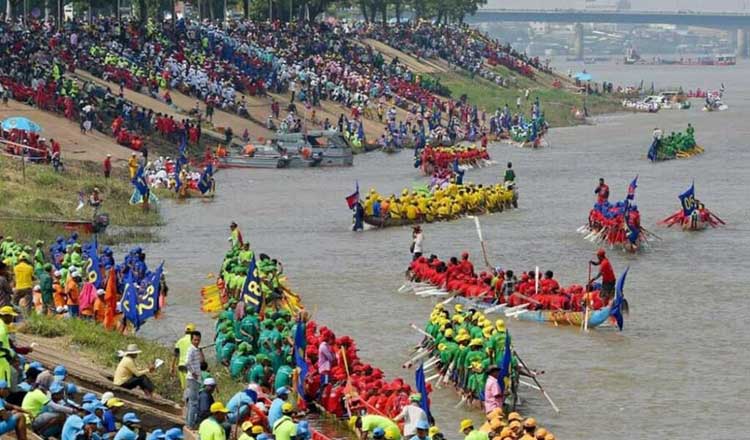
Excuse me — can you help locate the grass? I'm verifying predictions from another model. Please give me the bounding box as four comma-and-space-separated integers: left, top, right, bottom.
434, 71, 622, 127
0, 156, 163, 245
21, 313, 238, 403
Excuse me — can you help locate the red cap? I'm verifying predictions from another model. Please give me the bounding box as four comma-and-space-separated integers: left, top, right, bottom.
597, 248, 606, 258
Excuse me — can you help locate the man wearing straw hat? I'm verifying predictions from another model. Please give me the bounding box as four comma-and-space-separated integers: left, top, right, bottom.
113, 344, 155, 397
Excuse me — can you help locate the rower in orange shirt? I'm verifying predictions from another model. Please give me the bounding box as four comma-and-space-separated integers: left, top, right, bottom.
65, 271, 82, 317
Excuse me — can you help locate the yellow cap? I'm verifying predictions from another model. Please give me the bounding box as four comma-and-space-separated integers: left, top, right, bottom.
454, 304, 463, 313
0, 306, 17, 317
469, 338, 483, 347
444, 329, 454, 338
499, 428, 513, 437
185, 323, 196, 332
489, 418, 503, 430
241, 421, 254, 432
486, 408, 503, 420
106, 398, 125, 408
535, 428, 548, 439
282, 402, 294, 413
508, 412, 522, 422
384, 429, 397, 440
428, 427, 440, 438
509, 421, 522, 430
523, 418, 536, 428
251, 426, 264, 435
209, 402, 229, 413
459, 419, 474, 433
495, 319, 505, 331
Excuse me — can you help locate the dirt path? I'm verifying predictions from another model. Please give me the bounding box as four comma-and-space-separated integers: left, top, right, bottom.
0, 101, 133, 163
361, 39, 448, 74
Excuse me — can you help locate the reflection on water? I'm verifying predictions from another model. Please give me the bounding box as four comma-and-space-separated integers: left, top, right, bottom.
137, 60, 750, 439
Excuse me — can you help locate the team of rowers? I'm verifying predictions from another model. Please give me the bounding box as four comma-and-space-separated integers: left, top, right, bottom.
417, 146, 491, 174
407, 250, 617, 312
207, 232, 555, 440
361, 184, 515, 223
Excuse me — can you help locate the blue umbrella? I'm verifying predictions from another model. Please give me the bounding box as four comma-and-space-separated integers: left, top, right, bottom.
1, 116, 42, 133
574, 72, 593, 82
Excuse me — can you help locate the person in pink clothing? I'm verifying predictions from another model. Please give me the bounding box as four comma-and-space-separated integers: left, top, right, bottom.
317, 333, 336, 398
483, 366, 503, 414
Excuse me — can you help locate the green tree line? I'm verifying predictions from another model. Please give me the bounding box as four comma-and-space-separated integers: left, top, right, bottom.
2, 0, 485, 24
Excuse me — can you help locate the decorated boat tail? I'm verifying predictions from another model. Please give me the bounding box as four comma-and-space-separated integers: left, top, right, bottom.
417, 145, 493, 175
647, 124, 703, 162
358, 181, 517, 228
658, 182, 726, 231
403, 254, 630, 331
201, 237, 557, 438
702, 90, 728, 111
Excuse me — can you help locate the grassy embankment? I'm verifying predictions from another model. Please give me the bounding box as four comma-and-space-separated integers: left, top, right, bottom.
0, 156, 162, 245
432, 67, 622, 127
22, 313, 237, 403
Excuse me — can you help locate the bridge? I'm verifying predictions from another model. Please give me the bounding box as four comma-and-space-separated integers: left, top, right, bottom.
467, 9, 750, 58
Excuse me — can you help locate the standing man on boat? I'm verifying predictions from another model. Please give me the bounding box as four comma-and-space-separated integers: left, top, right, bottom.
503, 162, 515, 184
393, 394, 428, 439
317, 333, 336, 399
594, 178, 609, 204
352, 201, 364, 232
229, 222, 244, 249
411, 226, 424, 261
589, 249, 616, 303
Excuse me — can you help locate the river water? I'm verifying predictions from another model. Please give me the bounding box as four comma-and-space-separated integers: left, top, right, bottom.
137, 60, 750, 439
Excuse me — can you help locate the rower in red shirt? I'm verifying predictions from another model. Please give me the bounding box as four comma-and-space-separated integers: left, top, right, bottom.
540, 270, 560, 293
459, 252, 475, 277
594, 178, 610, 204
590, 248, 616, 303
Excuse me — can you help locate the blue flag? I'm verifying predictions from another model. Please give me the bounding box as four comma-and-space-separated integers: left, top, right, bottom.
610, 267, 629, 331
415, 363, 431, 419
679, 182, 696, 217
357, 121, 365, 141
626, 175, 638, 201
241, 255, 263, 312
197, 164, 213, 194
177, 137, 188, 167
131, 165, 149, 197
293, 319, 308, 398
120, 273, 141, 330
498, 331, 512, 395
137, 262, 163, 324
174, 160, 183, 193
84, 241, 102, 288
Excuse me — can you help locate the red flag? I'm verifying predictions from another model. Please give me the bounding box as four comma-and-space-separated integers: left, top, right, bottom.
345, 182, 359, 209
103, 267, 118, 330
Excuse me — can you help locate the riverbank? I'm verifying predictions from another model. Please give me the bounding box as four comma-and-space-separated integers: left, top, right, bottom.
434, 70, 622, 128
0, 155, 162, 245
20, 313, 238, 404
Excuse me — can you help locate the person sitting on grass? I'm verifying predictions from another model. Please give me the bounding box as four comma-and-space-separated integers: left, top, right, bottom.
113, 344, 155, 397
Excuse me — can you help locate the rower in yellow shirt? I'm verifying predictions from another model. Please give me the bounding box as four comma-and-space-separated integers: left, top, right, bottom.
405, 203, 418, 221
390, 199, 402, 219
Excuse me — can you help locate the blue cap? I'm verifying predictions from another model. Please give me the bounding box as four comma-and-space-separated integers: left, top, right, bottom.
123, 412, 141, 424
0, 380, 8, 389
29, 361, 44, 371
257, 435, 270, 440
54, 365, 67, 376
297, 421, 310, 435
148, 429, 165, 440
82, 393, 98, 403
276, 386, 289, 396
49, 382, 65, 394
67, 383, 79, 395
82, 414, 100, 425
83, 402, 104, 413
164, 428, 184, 440
373, 428, 385, 438
416, 420, 430, 430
